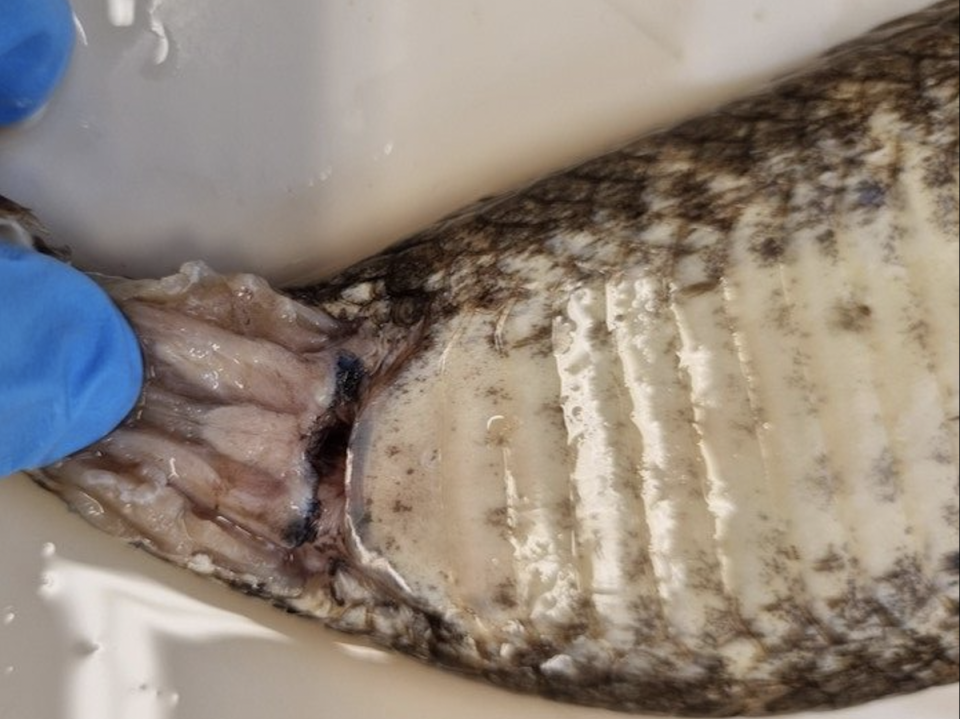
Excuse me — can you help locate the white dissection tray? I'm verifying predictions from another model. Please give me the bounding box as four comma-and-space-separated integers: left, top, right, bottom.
1, 2, 956, 718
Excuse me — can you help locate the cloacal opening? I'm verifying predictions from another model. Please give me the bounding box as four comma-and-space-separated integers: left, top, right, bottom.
30, 265, 373, 598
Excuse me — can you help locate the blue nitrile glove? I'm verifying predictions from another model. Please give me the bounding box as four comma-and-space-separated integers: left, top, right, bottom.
0, 243, 143, 476
0, 0, 75, 124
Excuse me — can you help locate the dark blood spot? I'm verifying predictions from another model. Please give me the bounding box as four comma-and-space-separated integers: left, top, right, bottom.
282, 499, 320, 547
945, 551, 959, 575
335, 352, 365, 405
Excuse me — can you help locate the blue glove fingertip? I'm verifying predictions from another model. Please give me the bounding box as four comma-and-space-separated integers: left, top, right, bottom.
0, 244, 144, 476
0, 0, 76, 125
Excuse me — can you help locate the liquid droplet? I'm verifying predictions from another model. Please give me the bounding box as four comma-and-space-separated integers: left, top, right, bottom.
38, 571, 60, 597
74, 639, 102, 656
2, 608, 14, 625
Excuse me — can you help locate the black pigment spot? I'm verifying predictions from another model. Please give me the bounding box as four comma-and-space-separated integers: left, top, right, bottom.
833, 301, 873, 332
389, 292, 430, 326
392, 499, 413, 514
855, 180, 887, 209
753, 236, 786, 265
815, 229, 838, 259
676, 279, 721, 299
945, 551, 960, 575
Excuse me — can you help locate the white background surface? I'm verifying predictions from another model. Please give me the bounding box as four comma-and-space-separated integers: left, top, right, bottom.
1, 1, 957, 718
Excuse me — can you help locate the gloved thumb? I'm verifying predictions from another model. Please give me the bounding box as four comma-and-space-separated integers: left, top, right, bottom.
0, 243, 143, 476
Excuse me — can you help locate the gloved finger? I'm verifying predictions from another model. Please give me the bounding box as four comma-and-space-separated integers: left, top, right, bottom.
0, 243, 143, 476
0, 0, 76, 124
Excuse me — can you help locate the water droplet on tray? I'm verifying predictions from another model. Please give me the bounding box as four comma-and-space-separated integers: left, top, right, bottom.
74, 638, 102, 656
38, 571, 60, 597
